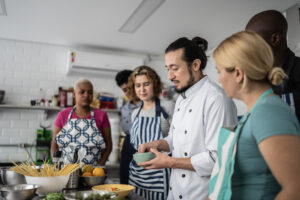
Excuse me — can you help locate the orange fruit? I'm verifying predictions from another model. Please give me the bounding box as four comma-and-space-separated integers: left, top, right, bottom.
82, 172, 93, 176
92, 167, 105, 176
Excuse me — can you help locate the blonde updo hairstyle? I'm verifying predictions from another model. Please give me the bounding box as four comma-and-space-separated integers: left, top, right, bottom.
213, 31, 287, 90
127, 66, 162, 101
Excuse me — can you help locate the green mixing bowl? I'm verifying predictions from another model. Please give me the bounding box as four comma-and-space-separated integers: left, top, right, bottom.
133, 152, 156, 164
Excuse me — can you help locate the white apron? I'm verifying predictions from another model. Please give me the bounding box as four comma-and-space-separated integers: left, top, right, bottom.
55, 107, 105, 165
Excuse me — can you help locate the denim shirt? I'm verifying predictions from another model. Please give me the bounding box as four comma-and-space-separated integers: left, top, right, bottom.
121, 101, 141, 135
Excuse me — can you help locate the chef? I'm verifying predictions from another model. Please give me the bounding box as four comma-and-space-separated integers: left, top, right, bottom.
138, 37, 237, 200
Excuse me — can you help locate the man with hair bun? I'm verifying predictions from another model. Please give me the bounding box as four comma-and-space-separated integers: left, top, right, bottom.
246, 10, 300, 122
138, 37, 237, 200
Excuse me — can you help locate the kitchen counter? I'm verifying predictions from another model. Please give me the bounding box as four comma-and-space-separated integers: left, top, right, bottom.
30, 178, 131, 200
0, 163, 123, 199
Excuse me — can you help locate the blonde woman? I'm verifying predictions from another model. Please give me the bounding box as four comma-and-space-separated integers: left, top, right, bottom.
208, 31, 300, 200
127, 66, 174, 200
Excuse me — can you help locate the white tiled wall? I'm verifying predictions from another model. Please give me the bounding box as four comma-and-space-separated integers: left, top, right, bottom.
0, 38, 124, 162
0, 109, 44, 161
3, 36, 298, 163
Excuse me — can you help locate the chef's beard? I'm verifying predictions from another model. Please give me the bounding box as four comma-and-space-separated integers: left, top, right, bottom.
174, 66, 194, 94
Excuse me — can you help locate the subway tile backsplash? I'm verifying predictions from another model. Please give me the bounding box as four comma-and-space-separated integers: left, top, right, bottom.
0, 38, 123, 162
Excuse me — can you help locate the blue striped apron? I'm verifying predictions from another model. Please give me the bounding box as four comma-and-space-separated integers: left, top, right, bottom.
280, 92, 295, 113
208, 89, 273, 200
129, 98, 170, 200
55, 106, 105, 165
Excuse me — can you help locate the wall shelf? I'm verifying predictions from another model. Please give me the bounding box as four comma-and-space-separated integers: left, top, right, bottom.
0, 104, 120, 119
0, 104, 62, 111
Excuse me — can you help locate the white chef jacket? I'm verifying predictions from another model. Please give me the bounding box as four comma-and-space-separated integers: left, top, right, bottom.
164, 76, 237, 200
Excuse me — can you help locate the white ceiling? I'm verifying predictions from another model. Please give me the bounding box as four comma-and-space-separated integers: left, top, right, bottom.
0, 0, 299, 56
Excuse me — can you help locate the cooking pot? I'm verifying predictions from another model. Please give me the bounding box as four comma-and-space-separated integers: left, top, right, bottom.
0, 167, 26, 185
0, 184, 38, 200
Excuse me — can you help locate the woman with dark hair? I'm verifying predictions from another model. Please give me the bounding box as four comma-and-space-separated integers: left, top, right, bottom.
127, 66, 174, 200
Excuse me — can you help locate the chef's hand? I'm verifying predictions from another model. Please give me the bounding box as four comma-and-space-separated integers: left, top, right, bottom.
138, 148, 175, 169
138, 141, 158, 153
205, 198, 210, 200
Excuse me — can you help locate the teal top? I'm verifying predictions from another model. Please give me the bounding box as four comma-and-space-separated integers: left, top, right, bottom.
232, 95, 300, 200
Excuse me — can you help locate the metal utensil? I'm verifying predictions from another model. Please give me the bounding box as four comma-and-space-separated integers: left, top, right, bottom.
64, 190, 117, 200
65, 169, 80, 189
0, 184, 39, 200
80, 175, 106, 187
0, 168, 26, 185
65, 148, 80, 189
72, 148, 79, 164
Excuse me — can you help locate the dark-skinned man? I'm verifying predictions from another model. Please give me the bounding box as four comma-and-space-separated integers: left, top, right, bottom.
246, 10, 300, 122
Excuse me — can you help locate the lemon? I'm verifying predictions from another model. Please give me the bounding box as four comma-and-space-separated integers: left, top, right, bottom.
92, 167, 105, 176
82, 165, 94, 174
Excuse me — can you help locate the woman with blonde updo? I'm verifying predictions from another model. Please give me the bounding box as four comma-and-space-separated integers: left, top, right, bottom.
208, 31, 300, 200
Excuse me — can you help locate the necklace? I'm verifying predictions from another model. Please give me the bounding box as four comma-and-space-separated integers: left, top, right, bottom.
75, 108, 90, 118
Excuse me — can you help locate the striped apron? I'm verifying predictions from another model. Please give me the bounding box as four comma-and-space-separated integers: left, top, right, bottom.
281, 92, 295, 113
129, 98, 170, 200
208, 89, 273, 200
55, 106, 105, 165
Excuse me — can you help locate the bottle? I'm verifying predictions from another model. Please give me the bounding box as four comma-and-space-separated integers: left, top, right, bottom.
52, 151, 62, 169
58, 87, 66, 107
52, 95, 58, 107
66, 89, 74, 107
39, 88, 46, 106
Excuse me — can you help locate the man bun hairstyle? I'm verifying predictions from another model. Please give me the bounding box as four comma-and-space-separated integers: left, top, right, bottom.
165, 36, 208, 70
192, 37, 208, 51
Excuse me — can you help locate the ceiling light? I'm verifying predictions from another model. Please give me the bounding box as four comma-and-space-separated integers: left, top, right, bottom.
0, 0, 7, 16
119, 0, 165, 33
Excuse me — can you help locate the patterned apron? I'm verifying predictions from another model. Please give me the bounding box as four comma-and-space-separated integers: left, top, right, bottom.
55, 106, 106, 165
208, 89, 273, 200
129, 98, 170, 200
